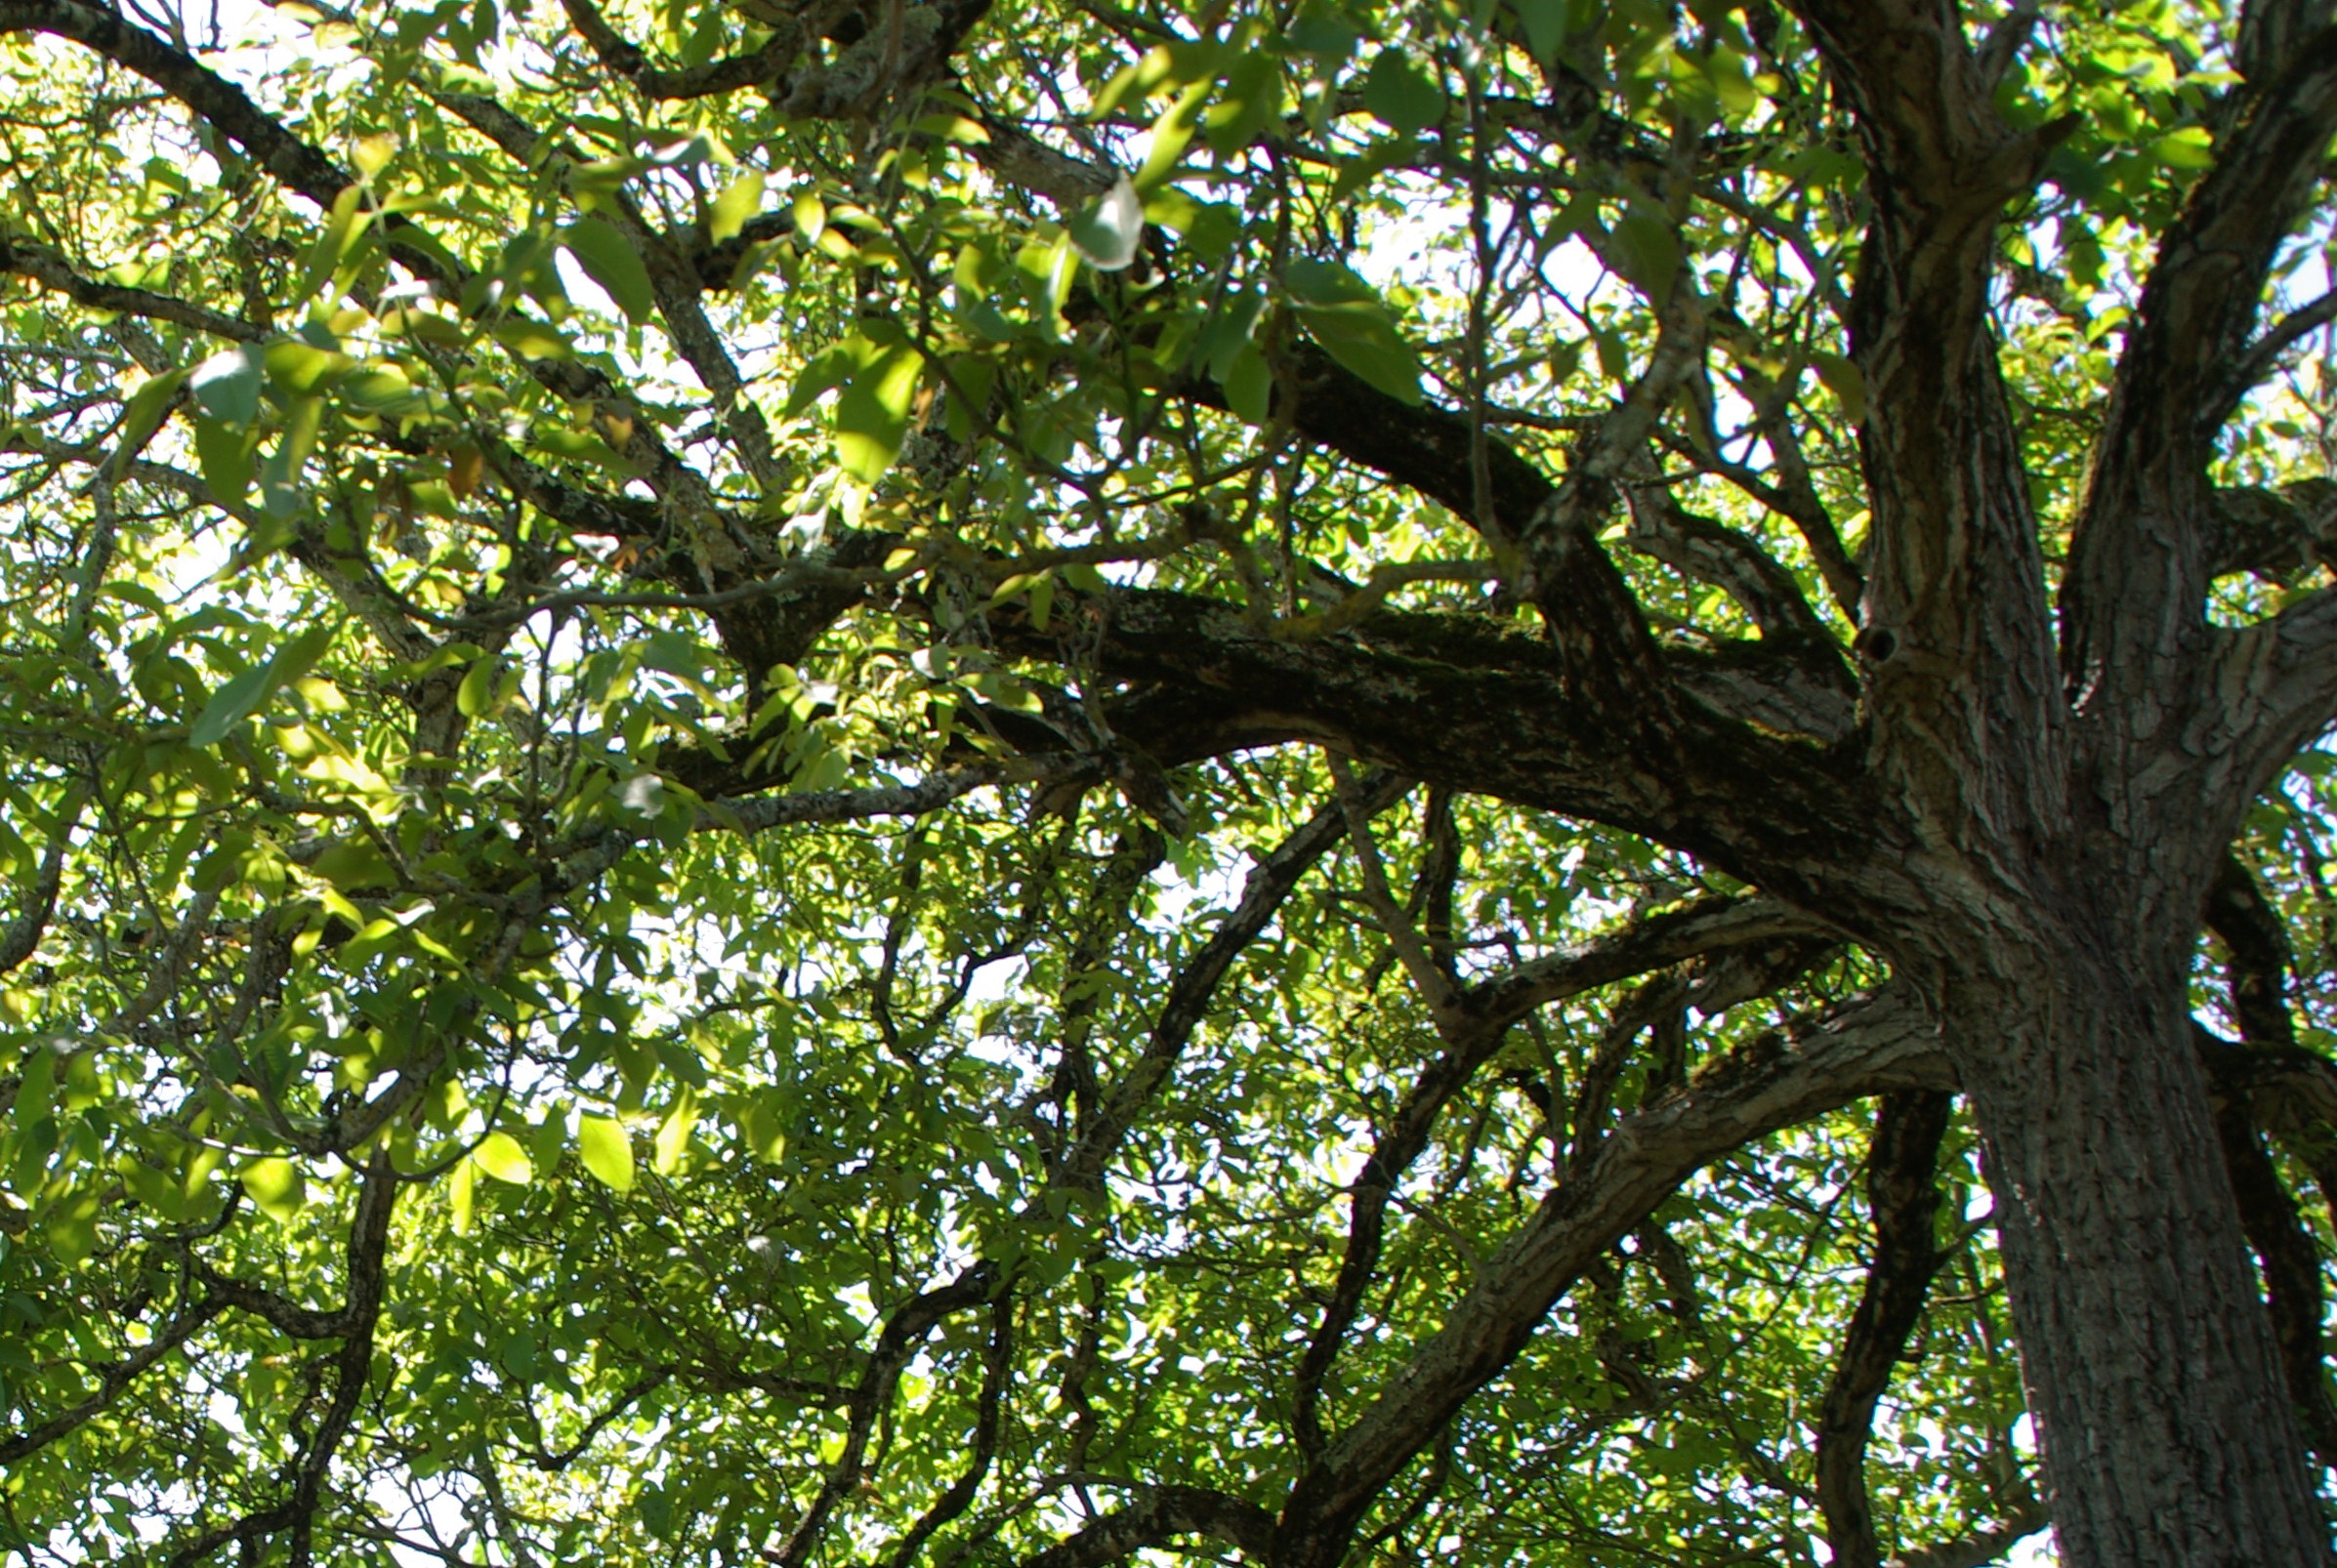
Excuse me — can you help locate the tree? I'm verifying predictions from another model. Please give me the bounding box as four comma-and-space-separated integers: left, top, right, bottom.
4, 0, 2337, 1561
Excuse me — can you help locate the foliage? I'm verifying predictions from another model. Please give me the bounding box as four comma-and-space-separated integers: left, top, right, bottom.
2, 0, 2336, 1565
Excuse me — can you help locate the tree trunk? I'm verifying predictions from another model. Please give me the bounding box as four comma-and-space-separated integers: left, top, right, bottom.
1938, 912, 2326, 1565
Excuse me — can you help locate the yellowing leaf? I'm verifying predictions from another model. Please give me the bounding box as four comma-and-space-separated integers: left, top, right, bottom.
242, 1158, 307, 1224
653, 1087, 698, 1176
579, 1114, 635, 1192
709, 171, 765, 245
448, 1156, 475, 1234
472, 1130, 532, 1184
457, 655, 501, 718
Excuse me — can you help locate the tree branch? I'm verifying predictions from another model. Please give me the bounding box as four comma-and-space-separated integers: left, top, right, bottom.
0, 236, 262, 341
1015, 1485, 1276, 1568
1292, 894, 1837, 1457
1057, 771, 1408, 1191
0, 0, 346, 205
2066, 24, 2337, 742
1278, 984, 1948, 1546
982, 583, 1897, 910
1882, 1505, 2053, 1568
1815, 1091, 1954, 1568
768, 1261, 1000, 1568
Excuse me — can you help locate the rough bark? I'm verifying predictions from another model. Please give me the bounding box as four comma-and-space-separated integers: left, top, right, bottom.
1938, 925, 2323, 1566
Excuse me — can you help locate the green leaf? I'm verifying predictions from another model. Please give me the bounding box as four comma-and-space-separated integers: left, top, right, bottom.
472, 1131, 532, 1184
708, 170, 764, 245
1363, 50, 1444, 136
793, 188, 826, 245
1812, 351, 1867, 424
1288, 6, 1358, 60
117, 368, 188, 458
739, 1093, 789, 1163
1286, 260, 1422, 404
491, 319, 577, 360
833, 338, 924, 483
47, 1190, 100, 1263
271, 620, 338, 686
1224, 341, 1273, 424
1514, 0, 1567, 63
190, 346, 264, 425
1198, 287, 1264, 381
653, 1086, 698, 1176
562, 216, 657, 325
190, 666, 275, 748
309, 837, 395, 891
294, 185, 368, 302
579, 1115, 635, 1191
1610, 208, 1683, 306
1203, 51, 1285, 155
188, 622, 336, 747
457, 655, 500, 718
242, 1158, 306, 1224
264, 340, 348, 394
195, 415, 255, 506
448, 1157, 475, 1234
1138, 78, 1211, 188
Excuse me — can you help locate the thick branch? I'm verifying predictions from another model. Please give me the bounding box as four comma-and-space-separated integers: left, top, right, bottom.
0, 780, 89, 976
2066, 26, 2337, 743
0, 1, 346, 204
1778, 4, 2072, 862
984, 585, 1898, 912
1018, 1486, 1277, 1568
167, 1155, 398, 1568
1278, 984, 1947, 1545
2198, 860, 2337, 1464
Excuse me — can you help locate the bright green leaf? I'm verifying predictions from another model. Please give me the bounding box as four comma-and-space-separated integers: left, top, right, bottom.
457, 655, 501, 718
472, 1130, 532, 1184
448, 1156, 475, 1234
833, 339, 923, 483
653, 1087, 698, 1176
191, 348, 264, 425
242, 1158, 306, 1224
579, 1115, 635, 1191
708, 171, 765, 245
116, 368, 188, 459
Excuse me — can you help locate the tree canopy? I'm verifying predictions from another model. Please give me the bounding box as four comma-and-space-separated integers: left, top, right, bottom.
5, 0, 2337, 1564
